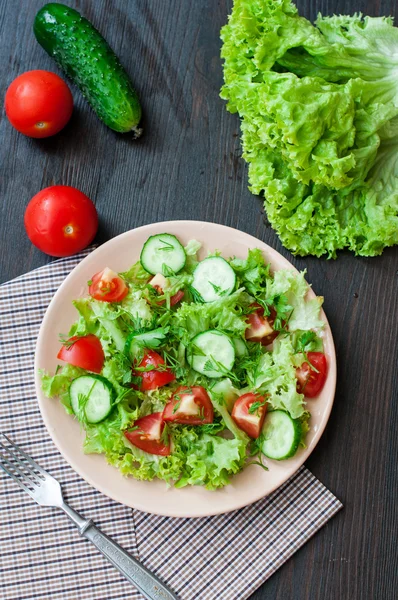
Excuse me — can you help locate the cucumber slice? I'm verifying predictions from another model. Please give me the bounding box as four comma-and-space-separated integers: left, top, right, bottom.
69, 375, 115, 424
140, 234, 186, 275
232, 337, 248, 357
192, 257, 236, 302
261, 410, 302, 460
187, 330, 235, 378
124, 327, 168, 359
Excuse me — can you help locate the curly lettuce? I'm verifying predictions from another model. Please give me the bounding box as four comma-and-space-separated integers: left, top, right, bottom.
221, 0, 398, 257
83, 412, 247, 490
249, 337, 305, 419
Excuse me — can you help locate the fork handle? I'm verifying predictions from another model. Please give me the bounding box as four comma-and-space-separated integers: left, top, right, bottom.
61, 504, 178, 600
83, 523, 178, 600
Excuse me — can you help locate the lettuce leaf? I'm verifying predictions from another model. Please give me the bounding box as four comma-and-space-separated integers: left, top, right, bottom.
221, 0, 398, 257
209, 385, 250, 443
248, 337, 306, 418
84, 417, 247, 490
173, 429, 247, 490
171, 288, 251, 339
184, 239, 202, 272
71, 298, 127, 353
210, 378, 240, 412
84, 420, 184, 484
41, 364, 84, 413
266, 270, 324, 331
121, 289, 153, 323
230, 248, 270, 296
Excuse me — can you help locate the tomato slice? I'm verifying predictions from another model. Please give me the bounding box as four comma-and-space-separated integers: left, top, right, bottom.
57, 334, 105, 373
231, 392, 268, 438
163, 386, 214, 425
245, 303, 279, 346
170, 290, 185, 306
296, 352, 327, 398
89, 268, 128, 302
149, 273, 168, 292
124, 412, 170, 456
133, 350, 176, 391
150, 275, 184, 307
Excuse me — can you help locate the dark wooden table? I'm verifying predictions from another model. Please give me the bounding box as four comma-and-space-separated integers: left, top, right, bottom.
1, 1, 397, 598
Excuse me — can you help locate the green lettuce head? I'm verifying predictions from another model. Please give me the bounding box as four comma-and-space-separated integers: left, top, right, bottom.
221, 0, 398, 257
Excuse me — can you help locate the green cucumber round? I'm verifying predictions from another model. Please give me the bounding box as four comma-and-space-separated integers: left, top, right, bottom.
69, 374, 115, 424
192, 257, 236, 302
187, 330, 235, 378
140, 234, 186, 275
261, 410, 302, 460
34, 3, 142, 135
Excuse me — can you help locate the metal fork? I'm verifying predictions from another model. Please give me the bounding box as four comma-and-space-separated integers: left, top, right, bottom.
0, 433, 178, 600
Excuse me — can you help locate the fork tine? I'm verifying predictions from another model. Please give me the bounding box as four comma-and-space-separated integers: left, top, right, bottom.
0, 441, 40, 485
0, 453, 38, 499
0, 434, 47, 480
0, 440, 43, 487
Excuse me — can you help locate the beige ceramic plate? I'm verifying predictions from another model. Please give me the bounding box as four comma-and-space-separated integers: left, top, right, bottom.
35, 221, 336, 518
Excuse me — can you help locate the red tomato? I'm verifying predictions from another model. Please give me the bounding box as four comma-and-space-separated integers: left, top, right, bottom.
170, 290, 185, 306
24, 185, 98, 257
89, 268, 128, 302
133, 350, 175, 391
231, 392, 268, 439
57, 335, 105, 373
152, 284, 163, 295
163, 386, 214, 425
5, 70, 73, 138
150, 276, 185, 307
245, 303, 279, 346
124, 413, 170, 456
296, 352, 327, 398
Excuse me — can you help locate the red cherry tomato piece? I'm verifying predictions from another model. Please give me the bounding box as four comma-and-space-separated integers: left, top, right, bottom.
163, 386, 214, 425
170, 290, 185, 306
133, 350, 176, 391
89, 268, 128, 302
296, 352, 327, 398
152, 284, 163, 296
24, 185, 98, 257
5, 70, 73, 138
231, 392, 268, 439
245, 303, 279, 346
57, 335, 105, 373
150, 277, 185, 307
124, 413, 170, 456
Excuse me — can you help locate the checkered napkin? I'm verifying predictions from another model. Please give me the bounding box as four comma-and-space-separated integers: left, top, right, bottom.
0, 249, 342, 600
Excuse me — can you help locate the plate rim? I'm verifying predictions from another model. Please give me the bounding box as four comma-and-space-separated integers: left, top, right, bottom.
34, 220, 336, 517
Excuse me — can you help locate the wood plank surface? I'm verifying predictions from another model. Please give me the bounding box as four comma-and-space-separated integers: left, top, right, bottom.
0, 1, 397, 598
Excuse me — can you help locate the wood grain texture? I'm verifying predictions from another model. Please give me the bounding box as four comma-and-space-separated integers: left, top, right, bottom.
0, 0, 397, 598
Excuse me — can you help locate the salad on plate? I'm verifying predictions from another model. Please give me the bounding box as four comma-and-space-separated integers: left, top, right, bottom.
41, 234, 328, 490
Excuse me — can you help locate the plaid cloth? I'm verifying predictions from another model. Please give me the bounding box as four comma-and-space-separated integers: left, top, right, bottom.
0, 249, 342, 600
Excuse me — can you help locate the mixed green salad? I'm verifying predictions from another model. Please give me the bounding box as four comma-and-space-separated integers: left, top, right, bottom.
41, 234, 328, 490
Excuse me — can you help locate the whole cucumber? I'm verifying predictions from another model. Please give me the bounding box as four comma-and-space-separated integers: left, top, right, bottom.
34, 3, 142, 136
